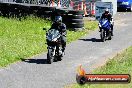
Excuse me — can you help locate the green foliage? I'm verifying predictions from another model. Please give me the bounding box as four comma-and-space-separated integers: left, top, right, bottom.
0, 16, 51, 67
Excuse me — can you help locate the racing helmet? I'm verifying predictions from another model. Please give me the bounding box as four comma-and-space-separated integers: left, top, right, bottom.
105, 8, 109, 14
55, 16, 62, 23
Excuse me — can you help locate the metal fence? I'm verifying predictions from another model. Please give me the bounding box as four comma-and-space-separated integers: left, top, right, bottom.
0, 0, 15, 2
71, 0, 100, 16
0, 0, 70, 7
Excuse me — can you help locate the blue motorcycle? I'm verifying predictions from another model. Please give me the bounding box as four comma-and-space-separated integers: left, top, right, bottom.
99, 18, 112, 42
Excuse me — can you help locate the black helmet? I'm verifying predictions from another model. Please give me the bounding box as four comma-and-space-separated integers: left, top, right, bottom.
55, 16, 62, 23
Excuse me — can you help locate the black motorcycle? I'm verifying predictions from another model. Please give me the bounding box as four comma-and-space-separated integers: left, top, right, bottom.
46, 29, 63, 64
99, 19, 112, 42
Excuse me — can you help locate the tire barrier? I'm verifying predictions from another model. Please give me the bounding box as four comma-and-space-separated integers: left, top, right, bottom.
37, 6, 55, 19
67, 23, 84, 28
0, 2, 84, 30
68, 10, 84, 15
64, 10, 84, 30
66, 15, 83, 19
66, 19, 83, 23
0, 2, 57, 20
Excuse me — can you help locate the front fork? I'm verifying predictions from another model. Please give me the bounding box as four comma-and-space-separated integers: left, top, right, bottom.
48, 46, 56, 57
48, 45, 62, 57
56, 45, 62, 56
53, 46, 56, 56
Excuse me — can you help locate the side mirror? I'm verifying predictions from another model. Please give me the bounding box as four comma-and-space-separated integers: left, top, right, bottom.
43, 28, 47, 30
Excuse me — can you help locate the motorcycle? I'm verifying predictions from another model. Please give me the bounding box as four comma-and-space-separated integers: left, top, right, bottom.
46, 29, 63, 64
99, 18, 112, 42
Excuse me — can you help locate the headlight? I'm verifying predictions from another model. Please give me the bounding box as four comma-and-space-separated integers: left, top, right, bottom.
122, 2, 129, 5
52, 38, 58, 42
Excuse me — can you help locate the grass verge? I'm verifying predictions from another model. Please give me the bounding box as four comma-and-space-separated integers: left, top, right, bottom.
0, 16, 98, 67
67, 46, 132, 88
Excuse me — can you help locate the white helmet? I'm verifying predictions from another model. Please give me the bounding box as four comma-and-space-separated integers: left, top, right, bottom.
105, 8, 109, 13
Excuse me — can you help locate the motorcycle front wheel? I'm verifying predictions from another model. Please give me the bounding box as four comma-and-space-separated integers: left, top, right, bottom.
56, 46, 62, 61
108, 31, 112, 40
57, 55, 62, 61
47, 48, 54, 64
100, 30, 106, 42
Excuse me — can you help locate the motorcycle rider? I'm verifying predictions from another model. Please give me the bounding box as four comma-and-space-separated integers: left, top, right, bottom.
49, 16, 67, 55
99, 8, 114, 36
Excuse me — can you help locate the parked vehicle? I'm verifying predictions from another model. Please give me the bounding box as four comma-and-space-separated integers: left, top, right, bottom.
117, 0, 132, 11
46, 29, 63, 64
99, 18, 112, 42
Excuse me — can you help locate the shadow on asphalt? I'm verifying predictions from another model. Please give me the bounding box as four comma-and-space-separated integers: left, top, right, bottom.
21, 58, 48, 64
79, 38, 102, 42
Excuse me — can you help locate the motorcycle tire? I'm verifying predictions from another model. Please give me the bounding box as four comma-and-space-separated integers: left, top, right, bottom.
64, 19, 84, 23
43, 11, 52, 15
56, 47, 63, 61
65, 15, 83, 19
108, 32, 112, 40
67, 22, 84, 28
106, 30, 112, 40
68, 10, 84, 15
47, 49, 54, 64
100, 30, 105, 42
108, 36, 112, 40
40, 7, 55, 11
55, 9, 68, 14
57, 56, 62, 61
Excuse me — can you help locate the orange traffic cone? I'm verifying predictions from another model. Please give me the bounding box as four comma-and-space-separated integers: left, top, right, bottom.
84, 3, 88, 16
77, 4, 80, 10
52, 0, 54, 6
91, 2, 95, 15
81, 2, 83, 10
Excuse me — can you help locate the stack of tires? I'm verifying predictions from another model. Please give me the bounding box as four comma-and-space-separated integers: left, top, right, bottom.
37, 6, 55, 19
0, 3, 10, 17
64, 10, 84, 30
52, 8, 68, 21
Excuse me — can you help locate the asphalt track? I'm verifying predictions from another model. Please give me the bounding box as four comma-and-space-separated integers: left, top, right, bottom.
0, 12, 132, 88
